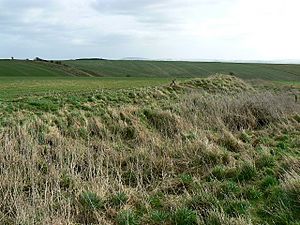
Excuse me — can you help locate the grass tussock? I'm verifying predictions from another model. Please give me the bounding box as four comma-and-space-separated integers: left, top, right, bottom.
0, 75, 299, 224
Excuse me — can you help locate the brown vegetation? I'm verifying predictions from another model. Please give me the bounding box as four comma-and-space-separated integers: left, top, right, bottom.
0, 75, 299, 224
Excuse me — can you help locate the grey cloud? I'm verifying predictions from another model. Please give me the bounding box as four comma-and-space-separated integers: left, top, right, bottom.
91, 0, 166, 14
90, 0, 227, 30
91, 0, 226, 15
1, 0, 296, 60
0, 0, 48, 9
0, 0, 219, 59
0, 0, 71, 42
91, 0, 187, 27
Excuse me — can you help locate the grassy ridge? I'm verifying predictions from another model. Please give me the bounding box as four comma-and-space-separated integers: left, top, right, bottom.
1, 59, 300, 81
0, 75, 299, 224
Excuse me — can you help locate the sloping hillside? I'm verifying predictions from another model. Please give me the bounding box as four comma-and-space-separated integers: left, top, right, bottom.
0, 60, 91, 77
64, 60, 300, 81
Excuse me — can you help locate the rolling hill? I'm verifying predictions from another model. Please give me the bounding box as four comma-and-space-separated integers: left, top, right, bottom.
64, 60, 300, 81
1, 59, 300, 81
0, 59, 91, 77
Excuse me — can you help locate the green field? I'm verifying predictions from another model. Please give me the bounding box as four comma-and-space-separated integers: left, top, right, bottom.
0, 77, 179, 99
1, 59, 299, 100
0, 60, 70, 77
65, 60, 300, 81
1, 59, 300, 81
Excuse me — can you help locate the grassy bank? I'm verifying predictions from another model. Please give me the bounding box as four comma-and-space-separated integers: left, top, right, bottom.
0, 75, 299, 224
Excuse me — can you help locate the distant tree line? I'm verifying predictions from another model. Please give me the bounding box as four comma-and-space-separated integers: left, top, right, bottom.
34, 57, 64, 65
76, 58, 106, 61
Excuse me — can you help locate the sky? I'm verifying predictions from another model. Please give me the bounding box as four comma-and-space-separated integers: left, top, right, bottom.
0, 0, 300, 60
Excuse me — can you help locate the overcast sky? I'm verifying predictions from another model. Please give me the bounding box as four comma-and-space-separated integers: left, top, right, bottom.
0, 0, 299, 60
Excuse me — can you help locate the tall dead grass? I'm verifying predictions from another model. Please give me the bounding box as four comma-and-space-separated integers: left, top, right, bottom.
0, 82, 299, 224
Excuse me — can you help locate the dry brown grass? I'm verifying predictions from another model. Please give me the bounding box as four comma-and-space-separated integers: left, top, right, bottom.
0, 76, 299, 224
